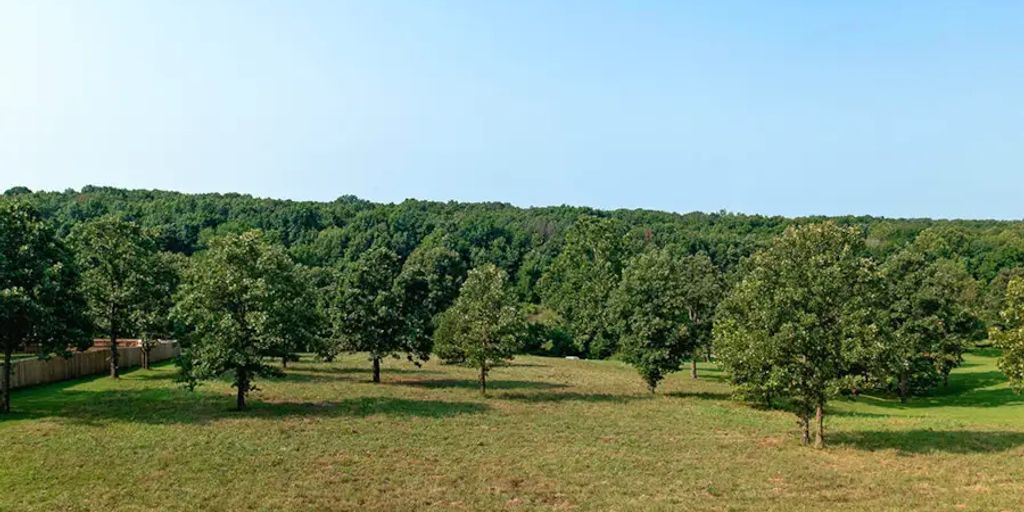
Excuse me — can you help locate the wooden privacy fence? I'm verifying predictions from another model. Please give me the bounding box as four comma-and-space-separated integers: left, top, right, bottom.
9, 341, 180, 390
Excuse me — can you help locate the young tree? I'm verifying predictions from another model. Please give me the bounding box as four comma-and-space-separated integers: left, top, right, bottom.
134, 252, 183, 370
538, 216, 628, 358
434, 264, 525, 395
70, 216, 161, 378
677, 253, 724, 379
328, 245, 406, 383
610, 249, 695, 392
0, 202, 91, 413
715, 223, 872, 448
173, 230, 320, 410
992, 277, 1024, 393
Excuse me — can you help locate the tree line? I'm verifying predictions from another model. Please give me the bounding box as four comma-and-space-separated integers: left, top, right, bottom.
4, 186, 1024, 449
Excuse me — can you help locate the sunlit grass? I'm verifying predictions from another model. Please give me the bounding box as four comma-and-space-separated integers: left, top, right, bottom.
2, 351, 1022, 511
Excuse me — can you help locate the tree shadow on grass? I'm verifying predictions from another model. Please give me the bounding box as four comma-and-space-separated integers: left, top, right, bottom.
690, 367, 729, 383
852, 371, 1023, 409
393, 379, 567, 391
500, 391, 650, 404
503, 362, 551, 368
299, 366, 442, 378
5, 386, 488, 426
249, 397, 488, 419
664, 390, 732, 401
831, 429, 1024, 454
970, 347, 1002, 359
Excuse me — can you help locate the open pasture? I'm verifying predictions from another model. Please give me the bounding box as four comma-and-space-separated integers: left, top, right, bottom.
2, 351, 1023, 511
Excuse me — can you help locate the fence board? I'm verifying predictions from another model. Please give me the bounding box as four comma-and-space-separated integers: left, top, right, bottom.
9, 342, 180, 389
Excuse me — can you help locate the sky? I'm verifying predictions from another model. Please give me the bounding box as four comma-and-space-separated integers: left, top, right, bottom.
1, 1, 1022, 219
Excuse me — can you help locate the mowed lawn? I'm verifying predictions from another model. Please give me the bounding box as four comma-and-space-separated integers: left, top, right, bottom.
2, 351, 1024, 511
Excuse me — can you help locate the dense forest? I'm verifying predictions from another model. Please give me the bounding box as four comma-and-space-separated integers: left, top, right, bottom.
4, 185, 1024, 446
6, 185, 1024, 314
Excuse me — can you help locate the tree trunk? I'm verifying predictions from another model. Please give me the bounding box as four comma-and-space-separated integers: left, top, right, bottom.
814, 404, 825, 449
1, 348, 11, 414
372, 356, 381, 383
690, 358, 699, 379
109, 331, 119, 379
141, 345, 151, 370
479, 364, 487, 396
281, 356, 288, 369
236, 368, 249, 410
943, 372, 949, 387
799, 416, 810, 446
898, 371, 908, 404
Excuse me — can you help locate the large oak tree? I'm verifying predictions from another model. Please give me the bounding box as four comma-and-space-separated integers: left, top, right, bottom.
0, 201, 90, 413
715, 222, 873, 448
174, 230, 320, 409
71, 216, 163, 378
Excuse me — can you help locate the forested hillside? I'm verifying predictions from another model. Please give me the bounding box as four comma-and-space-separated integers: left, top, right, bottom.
7, 185, 1024, 280
6, 184, 1024, 430
7, 185, 1024, 305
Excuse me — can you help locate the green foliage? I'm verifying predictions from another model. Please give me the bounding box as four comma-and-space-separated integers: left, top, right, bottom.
992, 277, 1024, 393
539, 216, 629, 358
326, 245, 409, 380
521, 305, 575, 356
0, 201, 90, 412
70, 215, 166, 377
861, 247, 980, 400
172, 230, 320, 409
393, 234, 468, 361
434, 264, 525, 394
134, 251, 184, 368
983, 266, 1024, 329
715, 222, 873, 447
610, 249, 703, 392
674, 252, 725, 374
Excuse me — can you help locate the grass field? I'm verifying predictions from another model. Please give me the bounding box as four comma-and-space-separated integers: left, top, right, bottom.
2, 350, 1023, 511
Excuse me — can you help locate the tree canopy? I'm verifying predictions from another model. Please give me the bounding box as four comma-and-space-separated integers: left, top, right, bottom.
173, 230, 321, 409
992, 277, 1024, 393
434, 264, 525, 395
611, 249, 705, 392
70, 215, 164, 378
715, 222, 873, 448
0, 202, 90, 413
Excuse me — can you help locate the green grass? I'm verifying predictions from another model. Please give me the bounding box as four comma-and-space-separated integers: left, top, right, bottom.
2, 351, 1023, 511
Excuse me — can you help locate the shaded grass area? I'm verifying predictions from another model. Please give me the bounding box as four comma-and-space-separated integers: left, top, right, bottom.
2, 352, 1023, 511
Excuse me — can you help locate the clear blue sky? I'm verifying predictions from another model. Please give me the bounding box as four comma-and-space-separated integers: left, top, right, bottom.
2, 1, 1022, 219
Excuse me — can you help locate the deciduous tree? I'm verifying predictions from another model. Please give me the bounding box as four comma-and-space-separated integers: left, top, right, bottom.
715, 222, 872, 448
0, 202, 90, 413
538, 216, 628, 358
327, 245, 406, 383
610, 249, 696, 392
676, 253, 724, 379
134, 251, 184, 369
71, 216, 161, 378
866, 249, 979, 401
173, 230, 320, 409
434, 264, 524, 395
393, 234, 467, 362
992, 277, 1024, 393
